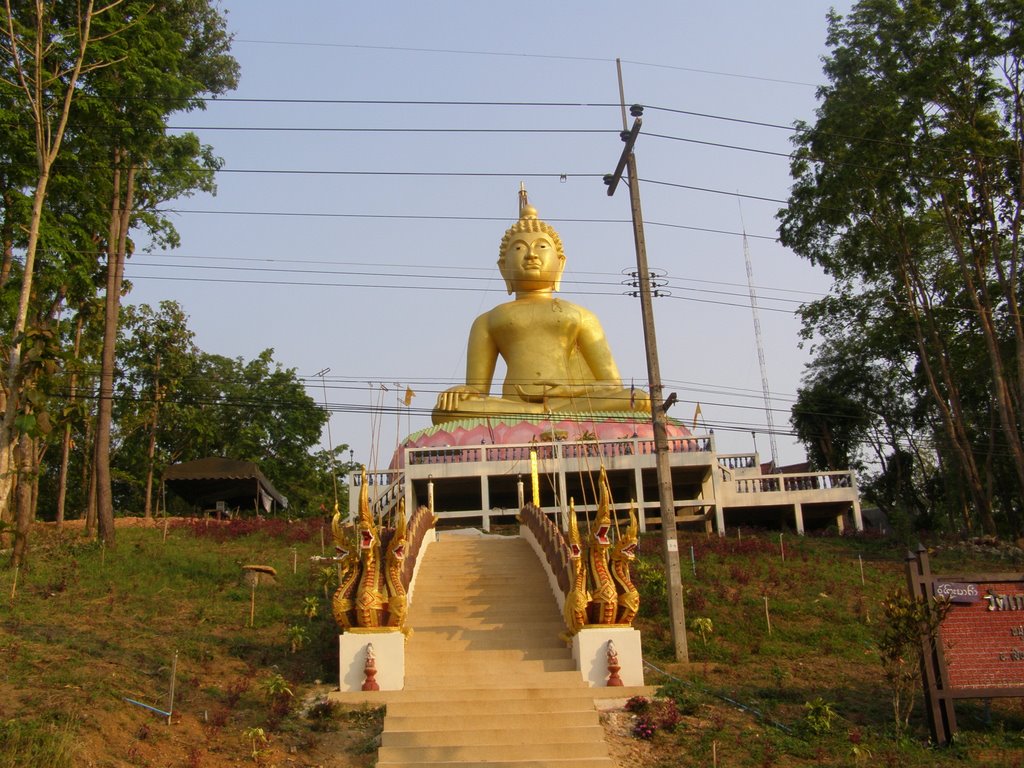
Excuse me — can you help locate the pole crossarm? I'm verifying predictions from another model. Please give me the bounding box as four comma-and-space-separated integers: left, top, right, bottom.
604, 113, 643, 197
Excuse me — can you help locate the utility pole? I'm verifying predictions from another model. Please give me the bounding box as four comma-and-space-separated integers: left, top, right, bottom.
604, 61, 688, 662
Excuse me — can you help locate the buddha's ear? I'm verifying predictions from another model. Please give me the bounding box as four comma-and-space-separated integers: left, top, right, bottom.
552, 253, 566, 292
498, 256, 514, 295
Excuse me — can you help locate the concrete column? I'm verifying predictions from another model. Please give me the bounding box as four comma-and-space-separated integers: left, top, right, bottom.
558, 466, 568, 524
706, 465, 725, 537
480, 474, 490, 532
633, 463, 647, 533
793, 502, 805, 535
851, 473, 864, 531
517, 476, 524, 510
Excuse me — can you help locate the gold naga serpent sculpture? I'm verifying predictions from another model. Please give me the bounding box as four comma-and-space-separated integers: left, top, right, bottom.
330, 468, 410, 634
610, 500, 641, 625
330, 508, 359, 630
384, 498, 409, 631
587, 467, 619, 626
561, 500, 590, 642
560, 466, 642, 639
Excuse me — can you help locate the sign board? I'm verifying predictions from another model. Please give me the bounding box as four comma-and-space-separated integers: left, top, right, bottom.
906, 547, 1024, 745
937, 581, 1024, 689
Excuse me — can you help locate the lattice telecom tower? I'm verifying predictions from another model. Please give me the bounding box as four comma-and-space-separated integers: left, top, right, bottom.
741, 223, 780, 471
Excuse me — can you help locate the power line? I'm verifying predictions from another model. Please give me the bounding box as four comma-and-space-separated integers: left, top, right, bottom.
123, 260, 808, 311
159, 208, 781, 241
133, 251, 822, 299
232, 41, 819, 88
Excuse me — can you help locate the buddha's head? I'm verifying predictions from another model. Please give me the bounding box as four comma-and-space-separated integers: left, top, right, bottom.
498, 204, 566, 295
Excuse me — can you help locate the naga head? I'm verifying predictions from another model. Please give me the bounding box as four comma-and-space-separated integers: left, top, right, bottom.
590, 467, 613, 548
331, 505, 355, 564
612, 500, 640, 561
387, 497, 408, 562
567, 499, 582, 560
357, 468, 379, 553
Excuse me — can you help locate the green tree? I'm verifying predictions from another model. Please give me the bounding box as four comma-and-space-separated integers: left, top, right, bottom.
115, 301, 199, 518
0, 0, 125, 564
141, 347, 330, 516
82, 0, 238, 544
780, 0, 1024, 536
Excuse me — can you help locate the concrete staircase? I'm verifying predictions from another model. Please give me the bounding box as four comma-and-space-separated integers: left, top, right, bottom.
377, 532, 620, 767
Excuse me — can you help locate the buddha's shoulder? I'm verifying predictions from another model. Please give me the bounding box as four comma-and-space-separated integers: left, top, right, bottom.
480, 297, 593, 324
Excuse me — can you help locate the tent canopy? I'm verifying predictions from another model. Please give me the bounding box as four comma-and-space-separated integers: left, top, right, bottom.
163, 457, 288, 511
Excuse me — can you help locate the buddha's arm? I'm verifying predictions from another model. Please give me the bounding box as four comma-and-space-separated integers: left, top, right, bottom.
435, 314, 498, 413
576, 310, 623, 386
464, 313, 498, 394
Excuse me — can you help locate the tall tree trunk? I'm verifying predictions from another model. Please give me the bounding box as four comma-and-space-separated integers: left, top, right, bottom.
55, 313, 85, 529
30, 437, 43, 523
0, 187, 13, 289
143, 352, 161, 519
941, 195, 1024, 531
11, 432, 33, 567
897, 248, 996, 534
83, 404, 96, 535
94, 161, 135, 543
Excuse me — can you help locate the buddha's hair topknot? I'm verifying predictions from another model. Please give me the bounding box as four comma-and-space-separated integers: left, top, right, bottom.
499, 205, 565, 262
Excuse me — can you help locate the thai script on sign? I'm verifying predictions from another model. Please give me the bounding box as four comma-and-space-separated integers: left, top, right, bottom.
984, 590, 1024, 612
933, 582, 979, 603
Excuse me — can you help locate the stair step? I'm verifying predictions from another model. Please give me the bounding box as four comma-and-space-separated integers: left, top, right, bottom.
382, 724, 605, 747
376, 741, 612, 763
385, 691, 600, 716
407, 647, 569, 663
378, 761, 616, 768
405, 657, 576, 677
384, 710, 599, 732
404, 670, 588, 691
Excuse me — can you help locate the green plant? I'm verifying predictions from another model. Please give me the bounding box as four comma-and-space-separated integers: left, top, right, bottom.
260, 672, 293, 701
803, 697, 837, 735
690, 616, 713, 646
260, 671, 295, 726
285, 624, 309, 654
316, 567, 336, 600
848, 728, 873, 765
877, 589, 951, 734
302, 596, 319, 621
241, 726, 268, 762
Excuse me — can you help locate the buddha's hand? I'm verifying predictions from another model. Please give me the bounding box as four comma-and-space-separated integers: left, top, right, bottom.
517, 382, 624, 402
514, 383, 589, 402
435, 386, 485, 413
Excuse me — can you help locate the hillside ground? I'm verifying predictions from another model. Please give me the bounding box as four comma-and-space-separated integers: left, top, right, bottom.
1, 517, 1023, 766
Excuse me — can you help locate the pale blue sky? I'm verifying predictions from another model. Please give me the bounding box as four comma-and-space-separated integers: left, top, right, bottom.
127, 1, 852, 479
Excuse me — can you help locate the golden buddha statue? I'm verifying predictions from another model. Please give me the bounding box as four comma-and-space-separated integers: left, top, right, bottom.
432, 189, 651, 425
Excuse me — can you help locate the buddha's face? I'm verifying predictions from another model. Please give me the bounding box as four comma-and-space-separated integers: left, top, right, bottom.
499, 231, 565, 294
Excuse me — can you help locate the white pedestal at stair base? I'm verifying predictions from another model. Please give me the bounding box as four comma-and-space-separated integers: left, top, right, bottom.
572, 626, 644, 688
338, 631, 405, 692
